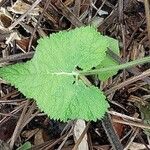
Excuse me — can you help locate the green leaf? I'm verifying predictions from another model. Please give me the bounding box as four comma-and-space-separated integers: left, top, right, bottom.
16, 142, 31, 150
137, 102, 150, 136
0, 26, 110, 121
97, 36, 120, 81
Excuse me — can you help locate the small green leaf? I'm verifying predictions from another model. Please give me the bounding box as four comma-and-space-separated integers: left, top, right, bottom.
16, 142, 31, 150
0, 26, 110, 121
137, 102, 150, 136
97, 36, 119, 81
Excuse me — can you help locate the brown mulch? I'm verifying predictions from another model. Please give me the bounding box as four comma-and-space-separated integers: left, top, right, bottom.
0, 0, 150, 150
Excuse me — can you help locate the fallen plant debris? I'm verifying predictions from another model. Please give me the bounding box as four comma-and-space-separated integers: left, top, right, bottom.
0, 0, 150, 150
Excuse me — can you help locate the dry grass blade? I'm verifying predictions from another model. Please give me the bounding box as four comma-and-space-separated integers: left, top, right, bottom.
0, 102, 25, 125
112, 118, 150, 130
124, 128, 140, 150
73, 0, 81, 17
9, 101, 38, 149
106, 69, 150, 95
0, 52, 34, 64
8, 0, 42, 31
28, 0, 51, 52
56, 0, 83, 27
57, 126, 73, 150
118, 0, 124, 23
9, 100, 30, 149
108, 111, 142, 122
128, 142, 150, 150
40, 133, 68, 150
0, 140, 11, 150
72, 122, 90, 150
73, 120, 89, 150
144, 0, 150, 43
99, 6, 118, 31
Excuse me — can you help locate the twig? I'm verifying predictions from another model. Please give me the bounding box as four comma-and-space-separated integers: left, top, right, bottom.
10, 101, 29, 149
0, 52, 34, 64
56, 0, 84, 27
101, 114, 124, 150
138, 133, 150, 150
112, 118, 150, 130
144, 0, 150, 43
43, 133, 68, 150
73, 0, 81, 17
8, 0, 42, 31
0, 0, 9, 7
28, 0, 51, 51
124, 128, 140, 150
125, 18, 146, 51
72, 122, 90, 150
106, 69, 150, 95
57, 126, 73, 150
118, 0, 124, 23
0, 103, 25, 126
9, 101, 38, 149
108, 110, 142, 122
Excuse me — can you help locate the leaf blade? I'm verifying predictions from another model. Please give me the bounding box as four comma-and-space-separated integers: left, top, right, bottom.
0, 26, 110, 121
97, 36, 120, 81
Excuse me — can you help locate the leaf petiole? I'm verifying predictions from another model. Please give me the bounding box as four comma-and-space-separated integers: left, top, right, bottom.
78, 56, 150, 76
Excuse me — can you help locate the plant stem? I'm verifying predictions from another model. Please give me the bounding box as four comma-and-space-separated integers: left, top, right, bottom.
102, 113, 124, 150
78, 56, 150, 76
